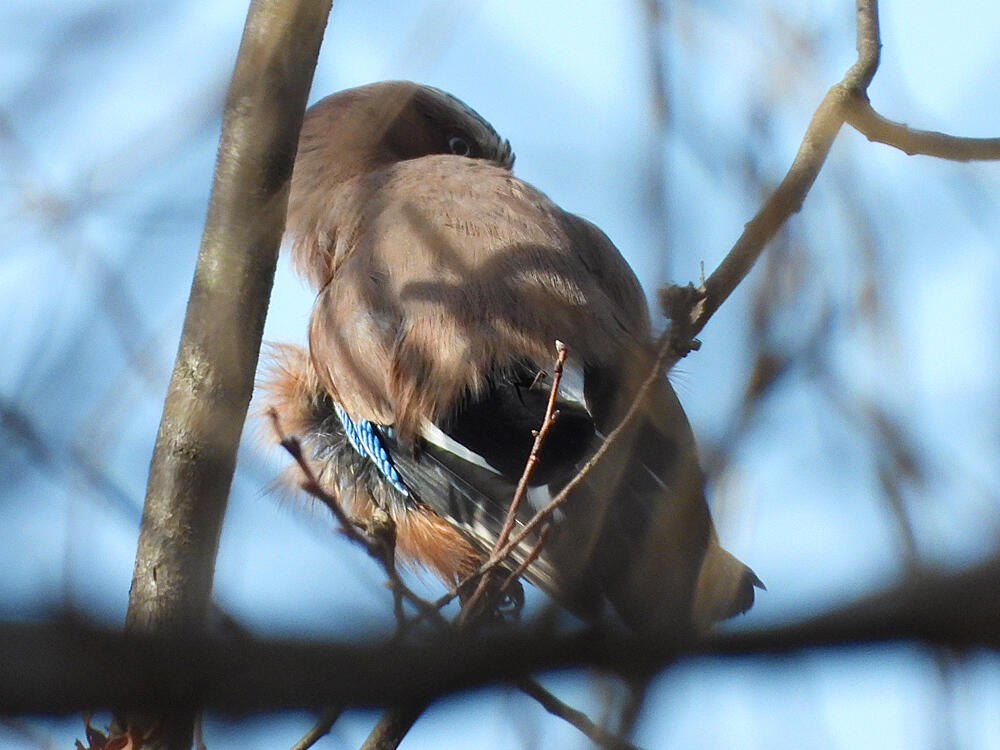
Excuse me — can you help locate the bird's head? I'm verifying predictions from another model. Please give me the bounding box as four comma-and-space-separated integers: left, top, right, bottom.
286, 81, 514, 287
294, 81, 514, 181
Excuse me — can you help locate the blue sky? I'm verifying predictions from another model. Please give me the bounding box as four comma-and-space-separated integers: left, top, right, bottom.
2, 0, 999, 747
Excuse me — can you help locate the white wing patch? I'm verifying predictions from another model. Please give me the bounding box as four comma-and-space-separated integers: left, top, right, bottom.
557, 360, 588, 411
419, 419, 502, 475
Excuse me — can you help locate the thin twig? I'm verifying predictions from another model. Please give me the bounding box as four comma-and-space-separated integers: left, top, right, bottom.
448, 343, 634, 750
497, 340, 568, 551
846, 94, 1000, 161
358, 704, 428, 750
268, 409, 449, 631
617, 678, 649, 744
269, 409, 359, 542
457, 342, 568, 624
514, 678, 644, 750
512, 643, 646, 750
498, 523, 551, 599
193, 714, 207, 750
289, 707, 343, 750
432, 326, 679, 614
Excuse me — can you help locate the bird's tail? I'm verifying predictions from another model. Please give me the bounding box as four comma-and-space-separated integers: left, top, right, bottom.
691, 538, 764, 630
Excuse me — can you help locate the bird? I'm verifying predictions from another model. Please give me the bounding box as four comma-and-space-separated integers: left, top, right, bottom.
258, 80, 762, 636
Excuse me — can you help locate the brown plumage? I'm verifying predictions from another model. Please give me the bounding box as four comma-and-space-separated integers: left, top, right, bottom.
259, 81, 761, 635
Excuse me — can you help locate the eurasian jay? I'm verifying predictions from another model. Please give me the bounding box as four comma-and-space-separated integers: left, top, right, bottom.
260, 81, 761, 635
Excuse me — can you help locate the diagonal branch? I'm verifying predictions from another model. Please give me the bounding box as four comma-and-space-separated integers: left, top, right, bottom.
289, 707, 343, 750
268, 410, 449, 632
358, 705, 427, 750
421, 4, 890, 616
496, 340, 568, 552
683, 0, 881, 339
514, 678, 644, 750
457, 341, 568, 626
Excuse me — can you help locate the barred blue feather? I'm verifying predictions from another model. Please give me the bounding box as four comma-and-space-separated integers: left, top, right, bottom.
333, 402, 410, 496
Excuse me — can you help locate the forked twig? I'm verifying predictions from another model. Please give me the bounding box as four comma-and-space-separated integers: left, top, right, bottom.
498, 523, 551, 599
431, 327, 678, 615
497, 340, 568, 550
457, 341, 567, 625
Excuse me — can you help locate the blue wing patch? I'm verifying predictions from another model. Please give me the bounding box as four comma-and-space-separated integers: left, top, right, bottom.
333, 402, 410, 497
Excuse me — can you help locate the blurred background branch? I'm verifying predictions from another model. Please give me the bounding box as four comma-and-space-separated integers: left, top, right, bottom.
2, 550, 1000, 713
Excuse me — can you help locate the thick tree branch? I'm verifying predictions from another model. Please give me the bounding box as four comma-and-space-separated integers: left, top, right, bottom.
124, 0, 331, 747
6, 555, 999, 715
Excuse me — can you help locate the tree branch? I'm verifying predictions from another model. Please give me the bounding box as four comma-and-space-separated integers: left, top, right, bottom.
845, 94, 1000, 161
515, 678, 643, 750
675, 0, 882, 340
358, 705, 427, 750
6, 555, 999, 715
409, 5, 894, 617
457, 341, 567, 627
124, 0, 331, 747
268, 409, 450, 632
289, 707, 342, 750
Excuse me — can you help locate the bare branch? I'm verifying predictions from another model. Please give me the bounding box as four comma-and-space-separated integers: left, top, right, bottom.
289, 707, 343, 750
127, 2, 330, 630
268, 410, 449, 632
458, 341, 568, 625
515, 678, 643, 750
4, 553, 1000, 714
497, 341, 568, 552
849, 0, 881, 91
846, 95, 1000, 161
436, 323, 690, 615
498, 523, 551, 598
358, 705, 427, 750
124, 1, 331, 746
660, 0, 881, 340
418, 3, 898, 621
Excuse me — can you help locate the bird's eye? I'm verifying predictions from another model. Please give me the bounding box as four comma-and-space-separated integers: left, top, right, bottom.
448, 135, 472, 157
